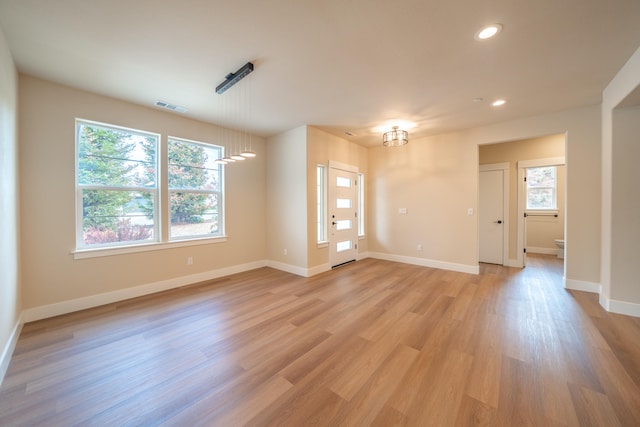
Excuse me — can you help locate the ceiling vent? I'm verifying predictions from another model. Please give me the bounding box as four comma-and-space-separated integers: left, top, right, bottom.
154, 100, 188, 113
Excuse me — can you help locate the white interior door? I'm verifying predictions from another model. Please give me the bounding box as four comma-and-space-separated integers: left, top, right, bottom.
329, 166, 358, 267
479, 169, 504, 264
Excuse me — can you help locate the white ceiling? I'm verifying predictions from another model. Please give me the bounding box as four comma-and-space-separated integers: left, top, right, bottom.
1, 0, 640, 146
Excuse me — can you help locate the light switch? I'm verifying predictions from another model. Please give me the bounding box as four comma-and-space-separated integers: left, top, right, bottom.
467, 208, 474, 216
399, 207, 408, 214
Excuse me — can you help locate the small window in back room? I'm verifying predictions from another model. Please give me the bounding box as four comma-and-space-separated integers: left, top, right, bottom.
526, 166, 557, 210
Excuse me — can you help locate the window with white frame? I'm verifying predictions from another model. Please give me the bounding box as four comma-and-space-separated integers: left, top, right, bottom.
168, 137, 223, 239
317, 165, 327, 243
526, 166, 557, 210
357, 172, 364, 236
76, 120, 159, 248
76, 120, 226, 251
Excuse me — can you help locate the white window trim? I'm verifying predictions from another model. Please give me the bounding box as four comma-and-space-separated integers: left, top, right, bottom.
75, 119, 161, 250
72, 236, 227, 259
521, 159, 562, 212
329, 160, 358, 173
167, 136, 225, 241
518, 157, 565, 168
75, 120, 228, 258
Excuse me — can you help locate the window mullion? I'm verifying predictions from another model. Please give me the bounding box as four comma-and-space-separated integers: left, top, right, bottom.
79, 184, 157, 192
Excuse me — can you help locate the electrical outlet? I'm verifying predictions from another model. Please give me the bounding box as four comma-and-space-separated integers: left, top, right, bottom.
283, 249, 288, 256
187, 257, 193, 265
417, 244, 423, 251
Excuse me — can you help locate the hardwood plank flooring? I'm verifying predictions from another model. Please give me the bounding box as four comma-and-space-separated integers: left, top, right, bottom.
2, 254, 640, 426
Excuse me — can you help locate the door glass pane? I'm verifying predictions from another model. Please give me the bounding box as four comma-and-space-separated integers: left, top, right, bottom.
336, 198, 352, 208
336, 240, 352, 252
335, 219, 352, 230
336, 176, 351, 188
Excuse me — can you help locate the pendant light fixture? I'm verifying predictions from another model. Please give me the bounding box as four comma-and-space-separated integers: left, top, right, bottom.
241, 150, 257, 158
214, 61, 257, 163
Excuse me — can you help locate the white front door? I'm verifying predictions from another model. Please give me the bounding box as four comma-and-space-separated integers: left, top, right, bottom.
329, 166, 358, 267
479, 169, 504, 264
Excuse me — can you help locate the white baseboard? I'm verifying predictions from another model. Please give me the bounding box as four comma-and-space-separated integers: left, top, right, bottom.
504, 258, 523, 268
266, 260, 310, 277
368, 252, 479, 275
307, 263, 331, 277
267, 261, 333, 278
564, 280, 640, 318
564, 278, 601, 294
599, 294, 640, 318
19, 256, 366, 324
527, 246, 560, 255
0, 314, 23, 388
22, 260, 268, 323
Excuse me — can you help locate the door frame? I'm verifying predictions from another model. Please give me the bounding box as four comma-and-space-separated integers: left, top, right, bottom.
328, 160, 359, 268
479, 163, 509, 266
517, 156, 565, 268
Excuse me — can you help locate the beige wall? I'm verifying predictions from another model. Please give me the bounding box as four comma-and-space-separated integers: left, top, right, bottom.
369, 105, 601, 284
266, 125, 368, 274
602, 46, 640, 314
470, 106, 601, 286
18, 75, 266, 310
480, 134, 565, 259
369, 132, 478, 271
0, 26, 20, 380
611, 107, 640, 304
266, 126, 308, 269
306, 126, 368, 270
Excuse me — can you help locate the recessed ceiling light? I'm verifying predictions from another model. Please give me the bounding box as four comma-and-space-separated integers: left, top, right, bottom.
475, 24, 503, 41
492, 99, 507, 107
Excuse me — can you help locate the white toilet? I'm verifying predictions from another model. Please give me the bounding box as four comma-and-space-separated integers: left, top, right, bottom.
554, 239, 565, 259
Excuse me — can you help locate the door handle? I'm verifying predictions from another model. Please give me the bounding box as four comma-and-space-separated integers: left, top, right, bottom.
494, 220, 503, 224
332, 221, 337, 225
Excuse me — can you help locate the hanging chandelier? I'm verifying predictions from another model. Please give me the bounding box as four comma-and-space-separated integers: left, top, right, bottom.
383, 126, 409, 146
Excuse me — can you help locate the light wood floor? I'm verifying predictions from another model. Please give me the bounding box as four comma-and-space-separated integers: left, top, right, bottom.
2, 254, 640, 426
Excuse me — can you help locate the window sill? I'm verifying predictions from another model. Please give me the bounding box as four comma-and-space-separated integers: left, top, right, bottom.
317, 241, 329, 249
73, 236, 228, 260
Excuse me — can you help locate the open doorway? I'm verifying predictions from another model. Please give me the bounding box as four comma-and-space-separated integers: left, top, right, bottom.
478, 133, 566, 268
